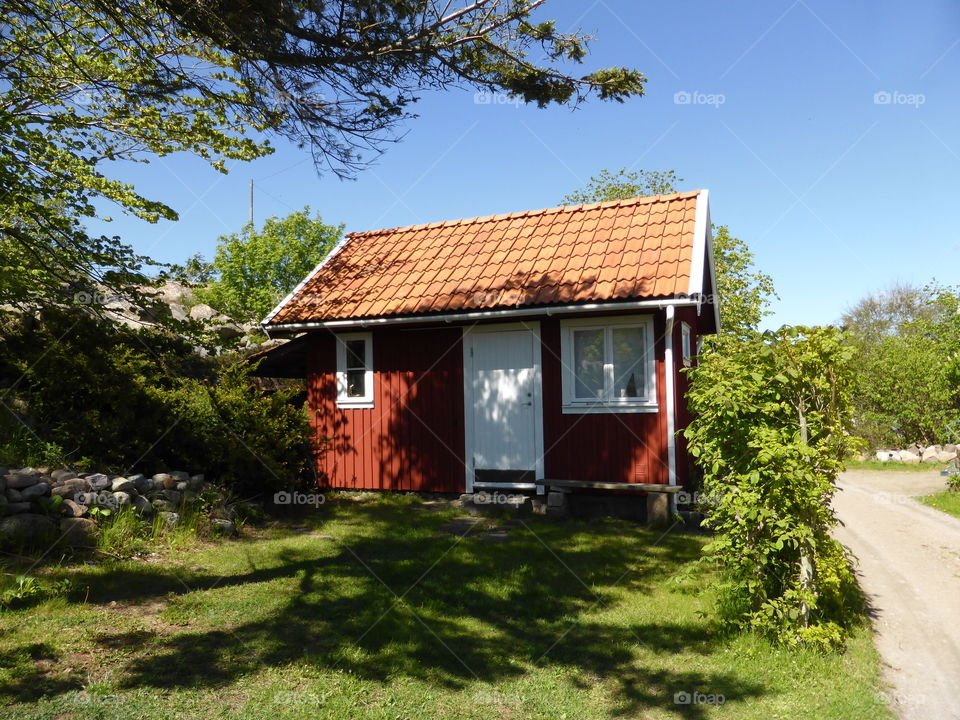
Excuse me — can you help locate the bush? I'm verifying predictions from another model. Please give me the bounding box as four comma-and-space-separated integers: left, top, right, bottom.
0, 307, 315, 495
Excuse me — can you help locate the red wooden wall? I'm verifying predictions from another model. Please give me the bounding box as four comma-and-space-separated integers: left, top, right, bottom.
306, 326, 465, 492
539, 314, 670, 486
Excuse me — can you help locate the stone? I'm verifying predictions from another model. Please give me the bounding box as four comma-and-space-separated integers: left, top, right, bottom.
64, 477, 91, 493
921, 447, 940, 463
6, 488, 24, 502
214, 323, 244, 340
188, 474, 205, 490
59, 518, 98, 547
50, 485, 77, 500
5, 472, 41, 489
153, 473, 176, 490
211, 519, 237, 536
128, 474, 151, 494
112, 491, 132, 507
875, 451, 892, 463
944, 444, 958, 455
111, 477, 135, 492
189, 303, 218, 321
175, 481, 188, 492
5, 502, 31, 514
131, 495, 154, 515
169, 470, 190, 483
900, 451, 921, 464
87, 473, 111, 491
158, 511, 179, 527
61, 499, 87, 518
0, 513, 56, 548
646, 493, 670, 527
183, 490, 198, 504
20, 482, 49, 500
75, 491, 99, 507
152, 499, 175, 512
0, 475, 5, 493
168, 302, 188, 322
51, 469, 77, 483
162, 490, 182, 506
937, 451, 958, 463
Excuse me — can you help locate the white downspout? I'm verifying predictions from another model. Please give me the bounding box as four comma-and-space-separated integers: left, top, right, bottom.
664, 307, 678, 514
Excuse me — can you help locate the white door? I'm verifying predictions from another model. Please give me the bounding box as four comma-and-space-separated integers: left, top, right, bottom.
466, 326, 543, 487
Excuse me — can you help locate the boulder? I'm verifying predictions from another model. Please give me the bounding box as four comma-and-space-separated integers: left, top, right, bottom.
921, 447, 940, 463
59, 518, 98, 547
20, 482, 50, 500
111, 477, 135, 492
131, 495, 154, 516
112, 491, 132, 507
128, 474, 151, 494
64, 477, 91, 493
944, 444, 958, 455
152, 499, 175, 513
168, 303, 188, 322
189, 303, 218, 321
6, 488, 24, 502
900, 451, 921, 464
0, 513, 56, 548
0, 475, 5, 493
5, 502, 31, 514
5, 472, 41, 489
937, 451, 958, 463
188, 474, 205, 490
169, 470, 190, 483
51, 469, 78, 483
61, 499, 87, 518
153, 473, 176, 490
214, 322, 244, 340
87, 474, 111, 491
158, 511, 179, 527
162, 490, 182, 506
875, 451, 894, 463
211, 519, 237, 536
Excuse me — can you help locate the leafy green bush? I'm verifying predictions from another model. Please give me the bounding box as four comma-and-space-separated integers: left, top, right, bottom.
0, 308, 315, 495
685, 327, 865, 649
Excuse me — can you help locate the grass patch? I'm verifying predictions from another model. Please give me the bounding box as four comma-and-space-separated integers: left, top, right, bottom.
919, 490, 960, 519
0, 494, 892, 719
844, 459, 943, 473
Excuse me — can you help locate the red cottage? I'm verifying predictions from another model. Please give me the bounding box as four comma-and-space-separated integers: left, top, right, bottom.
258, 191, 720, 505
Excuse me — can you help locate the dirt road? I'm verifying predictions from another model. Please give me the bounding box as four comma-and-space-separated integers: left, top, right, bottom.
833, 469, 960, 720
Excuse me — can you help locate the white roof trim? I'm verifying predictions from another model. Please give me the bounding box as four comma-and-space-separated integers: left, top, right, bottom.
261, 234, 353, 326
687, 189, 709, 297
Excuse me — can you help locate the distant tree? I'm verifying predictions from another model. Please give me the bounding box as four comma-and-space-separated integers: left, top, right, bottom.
842, 283, 960, 447
197, 208, 343, 321
561, 168, 684, 204
562, 170, 776, 334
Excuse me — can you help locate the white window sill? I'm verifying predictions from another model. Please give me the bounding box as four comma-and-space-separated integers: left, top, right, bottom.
336, 400, 375, 409
561, 403, 659, 415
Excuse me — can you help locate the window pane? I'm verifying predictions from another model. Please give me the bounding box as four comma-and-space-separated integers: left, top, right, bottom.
612, 327, 645, 398
346, 369, 366, 397
573, 329, 605, 398
345, 339, 366, 370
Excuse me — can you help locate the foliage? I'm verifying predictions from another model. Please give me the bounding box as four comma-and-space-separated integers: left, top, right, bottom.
0, 573, 73, 610
560, 168, 684, 204
561, 169, 777, 334
685, 327, 864, 649
712, 225, 777, 337
842, 283, 960, 448
0, 308, 314, 495
196, 208, 343, 321
1, 0, 643, 311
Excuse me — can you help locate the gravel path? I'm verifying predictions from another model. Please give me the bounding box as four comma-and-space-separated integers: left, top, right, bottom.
833, 469, 960, 720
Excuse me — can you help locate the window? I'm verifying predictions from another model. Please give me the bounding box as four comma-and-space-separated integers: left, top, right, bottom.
681, 322, 693, 367
560, 316, 657, 413
335, 332, 373, 408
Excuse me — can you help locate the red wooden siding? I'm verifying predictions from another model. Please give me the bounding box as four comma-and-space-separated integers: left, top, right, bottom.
306, 327, 465, 492
539, 314, 670, 486
672, 305, 699, 488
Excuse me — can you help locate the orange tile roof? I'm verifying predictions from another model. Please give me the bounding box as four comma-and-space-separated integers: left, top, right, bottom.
266, 190, 704, 325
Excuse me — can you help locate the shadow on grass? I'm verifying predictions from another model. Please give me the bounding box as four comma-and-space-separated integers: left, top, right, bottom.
2, 500, 764, 717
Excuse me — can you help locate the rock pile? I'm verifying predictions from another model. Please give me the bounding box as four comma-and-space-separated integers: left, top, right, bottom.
0, 466, 237, 549
874, 443, 959, 464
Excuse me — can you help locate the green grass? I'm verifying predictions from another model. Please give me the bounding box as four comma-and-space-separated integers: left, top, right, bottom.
844, 459, 943, 473
919, 490, 960, 519
0, 494, 892, 719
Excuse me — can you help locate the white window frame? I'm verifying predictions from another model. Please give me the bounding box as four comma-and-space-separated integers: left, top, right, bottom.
335, 332, 374, 408
681, 322, 693, 367
560, 315, 657, 414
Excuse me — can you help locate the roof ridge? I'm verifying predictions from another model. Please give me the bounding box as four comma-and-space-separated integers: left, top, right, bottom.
347, 189, 703, 239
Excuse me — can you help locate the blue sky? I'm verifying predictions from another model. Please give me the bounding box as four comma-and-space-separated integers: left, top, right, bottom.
86, 0, 960, 328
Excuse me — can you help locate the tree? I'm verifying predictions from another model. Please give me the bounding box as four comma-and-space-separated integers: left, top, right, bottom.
684, 327, 863, 649
197, 208, 343, 321
561, 169, 776, 334
1, 0, 645, 310
560, 168, 683, 204
842, 283, 960, 447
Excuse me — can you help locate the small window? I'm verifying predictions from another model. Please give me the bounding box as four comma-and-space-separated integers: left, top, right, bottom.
335, 332, 373, 408
561, 316, 656, 413
681, 322, 693, 367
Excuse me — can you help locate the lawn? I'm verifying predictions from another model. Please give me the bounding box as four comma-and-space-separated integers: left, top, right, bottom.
919, 490, 960, 519
1, 494, 891, 719
844, 459, 945, 473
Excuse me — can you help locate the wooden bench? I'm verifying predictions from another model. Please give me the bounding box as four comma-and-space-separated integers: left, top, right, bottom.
535, 479, 681, 524
536, 479, 682, 492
